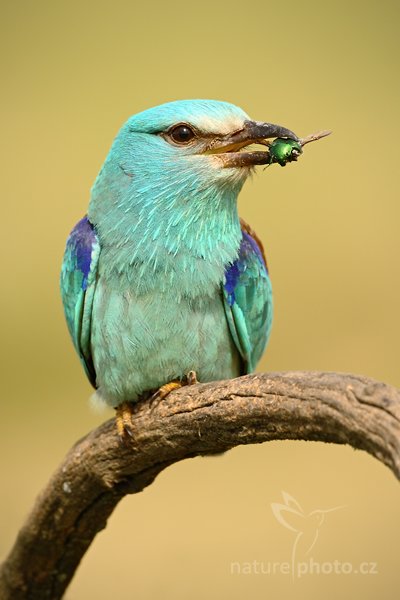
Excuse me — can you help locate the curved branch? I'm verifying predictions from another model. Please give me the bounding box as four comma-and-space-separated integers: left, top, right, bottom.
1, 371, 400, 599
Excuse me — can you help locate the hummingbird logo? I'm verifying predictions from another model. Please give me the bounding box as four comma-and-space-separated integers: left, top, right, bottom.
271, 491, 344, 578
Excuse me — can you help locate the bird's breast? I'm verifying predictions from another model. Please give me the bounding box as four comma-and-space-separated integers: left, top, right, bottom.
97, 241, 237, 300
91, 266, 241, 407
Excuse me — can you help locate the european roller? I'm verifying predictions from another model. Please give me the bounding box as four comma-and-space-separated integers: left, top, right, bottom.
60, 99, 301, 436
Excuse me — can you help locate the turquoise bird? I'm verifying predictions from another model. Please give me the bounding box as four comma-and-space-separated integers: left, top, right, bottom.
60, 99, 298, 436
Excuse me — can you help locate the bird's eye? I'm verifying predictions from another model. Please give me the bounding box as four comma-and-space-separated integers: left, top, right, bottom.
168, 124, 196, 145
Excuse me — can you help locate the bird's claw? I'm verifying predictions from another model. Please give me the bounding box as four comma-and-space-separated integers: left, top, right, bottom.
186, 370, 199, 386
115, 401, 136, 442
149, 381, 183, 411
115, 372, 201, 434
149, 371, 199, 411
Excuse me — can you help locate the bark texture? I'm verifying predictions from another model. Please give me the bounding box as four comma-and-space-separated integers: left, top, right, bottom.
1, 371, 400, 599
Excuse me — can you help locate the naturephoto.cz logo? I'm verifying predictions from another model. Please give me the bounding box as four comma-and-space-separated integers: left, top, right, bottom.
230, 491, 378, 579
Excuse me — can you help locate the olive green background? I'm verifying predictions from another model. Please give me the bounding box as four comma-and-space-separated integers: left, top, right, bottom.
1, 1, 399, 598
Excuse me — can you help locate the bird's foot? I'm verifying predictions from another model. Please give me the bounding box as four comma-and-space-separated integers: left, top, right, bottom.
149, 370, 199, 410
115, 372, 200, 439
149, 380, 183, 410
115, 401, 136, 440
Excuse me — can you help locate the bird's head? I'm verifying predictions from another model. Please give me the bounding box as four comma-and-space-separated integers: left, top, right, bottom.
114, 99, 297, 185
89, 100, 297, 275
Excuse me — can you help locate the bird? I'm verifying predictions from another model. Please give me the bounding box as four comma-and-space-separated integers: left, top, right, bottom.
60, 99, 298, 437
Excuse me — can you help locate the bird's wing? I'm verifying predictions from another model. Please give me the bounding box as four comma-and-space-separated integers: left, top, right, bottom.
60, 215, 100, 387
223, 219, 273, 373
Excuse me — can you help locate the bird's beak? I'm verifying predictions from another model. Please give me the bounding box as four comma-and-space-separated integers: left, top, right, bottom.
204, 120, 299, 168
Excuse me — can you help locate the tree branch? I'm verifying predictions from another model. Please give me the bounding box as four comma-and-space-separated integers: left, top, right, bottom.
1, 371, 400, 599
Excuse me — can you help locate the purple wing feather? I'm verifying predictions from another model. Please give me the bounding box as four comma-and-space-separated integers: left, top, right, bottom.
60, 216, 100, 387
223, 226, 273, 372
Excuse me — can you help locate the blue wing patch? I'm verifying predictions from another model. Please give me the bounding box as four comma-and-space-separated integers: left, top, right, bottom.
223, 226, 273, 373
60, 216, 100, 387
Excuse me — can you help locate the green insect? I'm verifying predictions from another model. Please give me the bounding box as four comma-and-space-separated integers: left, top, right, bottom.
268, 138, 303, 167
267, 130, 331, 167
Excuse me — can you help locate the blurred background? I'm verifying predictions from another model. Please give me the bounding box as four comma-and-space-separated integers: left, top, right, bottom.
1, 0, 399, 598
